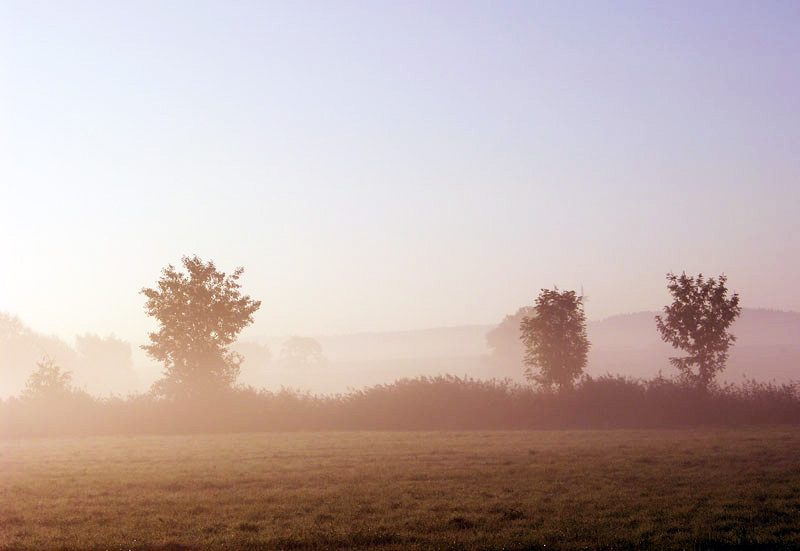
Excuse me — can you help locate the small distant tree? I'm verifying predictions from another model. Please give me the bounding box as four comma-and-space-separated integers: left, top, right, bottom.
485, 306, 536, 367
655, 272, 742, 389
279, 336, 326, 369
141, 256, 261, 399
520, 288, 590, 391
22, 358, 74, 401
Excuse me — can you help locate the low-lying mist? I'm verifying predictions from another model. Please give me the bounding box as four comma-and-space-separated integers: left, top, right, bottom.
2, 308, 798, 400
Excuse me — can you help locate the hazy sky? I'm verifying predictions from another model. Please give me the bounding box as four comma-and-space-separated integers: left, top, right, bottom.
2, 1, 798, 343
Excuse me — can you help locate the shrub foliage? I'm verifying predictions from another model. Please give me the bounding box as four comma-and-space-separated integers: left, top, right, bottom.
3, 374, 799, 437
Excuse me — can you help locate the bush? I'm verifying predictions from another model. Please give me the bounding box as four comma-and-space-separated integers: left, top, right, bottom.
2, 374, 799, 437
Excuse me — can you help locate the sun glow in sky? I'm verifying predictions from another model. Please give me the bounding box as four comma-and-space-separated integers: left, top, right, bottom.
2, 1, 798, 343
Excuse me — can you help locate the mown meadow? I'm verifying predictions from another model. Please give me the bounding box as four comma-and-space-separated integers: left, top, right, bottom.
2, 427, 799, 550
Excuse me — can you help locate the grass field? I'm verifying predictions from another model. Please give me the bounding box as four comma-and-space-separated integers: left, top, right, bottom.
2, 428, 800, 550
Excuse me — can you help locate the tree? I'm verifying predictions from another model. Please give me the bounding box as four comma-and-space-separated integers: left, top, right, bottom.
520, 288, 590, 391
279, 336, 326, 369
2, 313, 77, 396
485, 306, 536, 367
655, 272, 741, 389
141, 256, 261, 398
22, 358, 74, 401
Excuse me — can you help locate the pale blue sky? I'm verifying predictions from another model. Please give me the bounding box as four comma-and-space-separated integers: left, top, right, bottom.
1, 1, 798, 343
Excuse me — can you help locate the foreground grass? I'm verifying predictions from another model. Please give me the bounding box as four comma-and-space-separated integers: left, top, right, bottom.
1, 428, 799, 550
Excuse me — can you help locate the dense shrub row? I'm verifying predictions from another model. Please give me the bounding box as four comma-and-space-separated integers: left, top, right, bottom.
2, 374, 799, 438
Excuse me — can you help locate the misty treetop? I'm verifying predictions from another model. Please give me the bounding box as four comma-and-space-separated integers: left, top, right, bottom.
22, 358, 75, 402
141, 255, 261, 399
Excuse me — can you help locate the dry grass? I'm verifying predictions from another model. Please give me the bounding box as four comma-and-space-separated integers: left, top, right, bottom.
2, 428, 800, 550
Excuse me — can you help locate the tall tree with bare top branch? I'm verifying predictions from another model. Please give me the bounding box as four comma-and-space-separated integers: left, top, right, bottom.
655, 272, 741, 390
520, 288, 590, 391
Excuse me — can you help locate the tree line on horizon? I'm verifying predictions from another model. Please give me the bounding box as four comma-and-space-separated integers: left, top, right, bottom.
131, 255, 743, 398
4, 255, 796, 438
11, 256, 746, 400
0, 312, 328, 399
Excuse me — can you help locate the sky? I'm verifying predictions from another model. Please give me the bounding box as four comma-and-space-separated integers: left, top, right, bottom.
1, 1, 799, 345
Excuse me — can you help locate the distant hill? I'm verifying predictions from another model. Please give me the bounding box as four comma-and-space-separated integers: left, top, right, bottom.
241, 309, 799, 393
586, 309, 800, 382
311, 325, 492, 362
3, 309, 798, 398
239, 326, 493, 393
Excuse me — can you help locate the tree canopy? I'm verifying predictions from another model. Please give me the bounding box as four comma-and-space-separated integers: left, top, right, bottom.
655, 272, 741, 389
520, 288, 590, 391
141, 256, 261, 398
22, 358, 74, 402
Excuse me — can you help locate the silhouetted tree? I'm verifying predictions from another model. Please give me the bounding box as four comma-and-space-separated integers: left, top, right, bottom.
1, 312, 77, 396
280, 336, 326, 369
656, 272, 742, 389
22, 358, 74, 401
520, 288, 589, 391
141, 256, 261, 399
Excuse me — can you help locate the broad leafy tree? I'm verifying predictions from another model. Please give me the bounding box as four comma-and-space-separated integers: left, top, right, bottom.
520, 288, 590, 391
655, 272, 741, 389
141, 256, 261, 398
